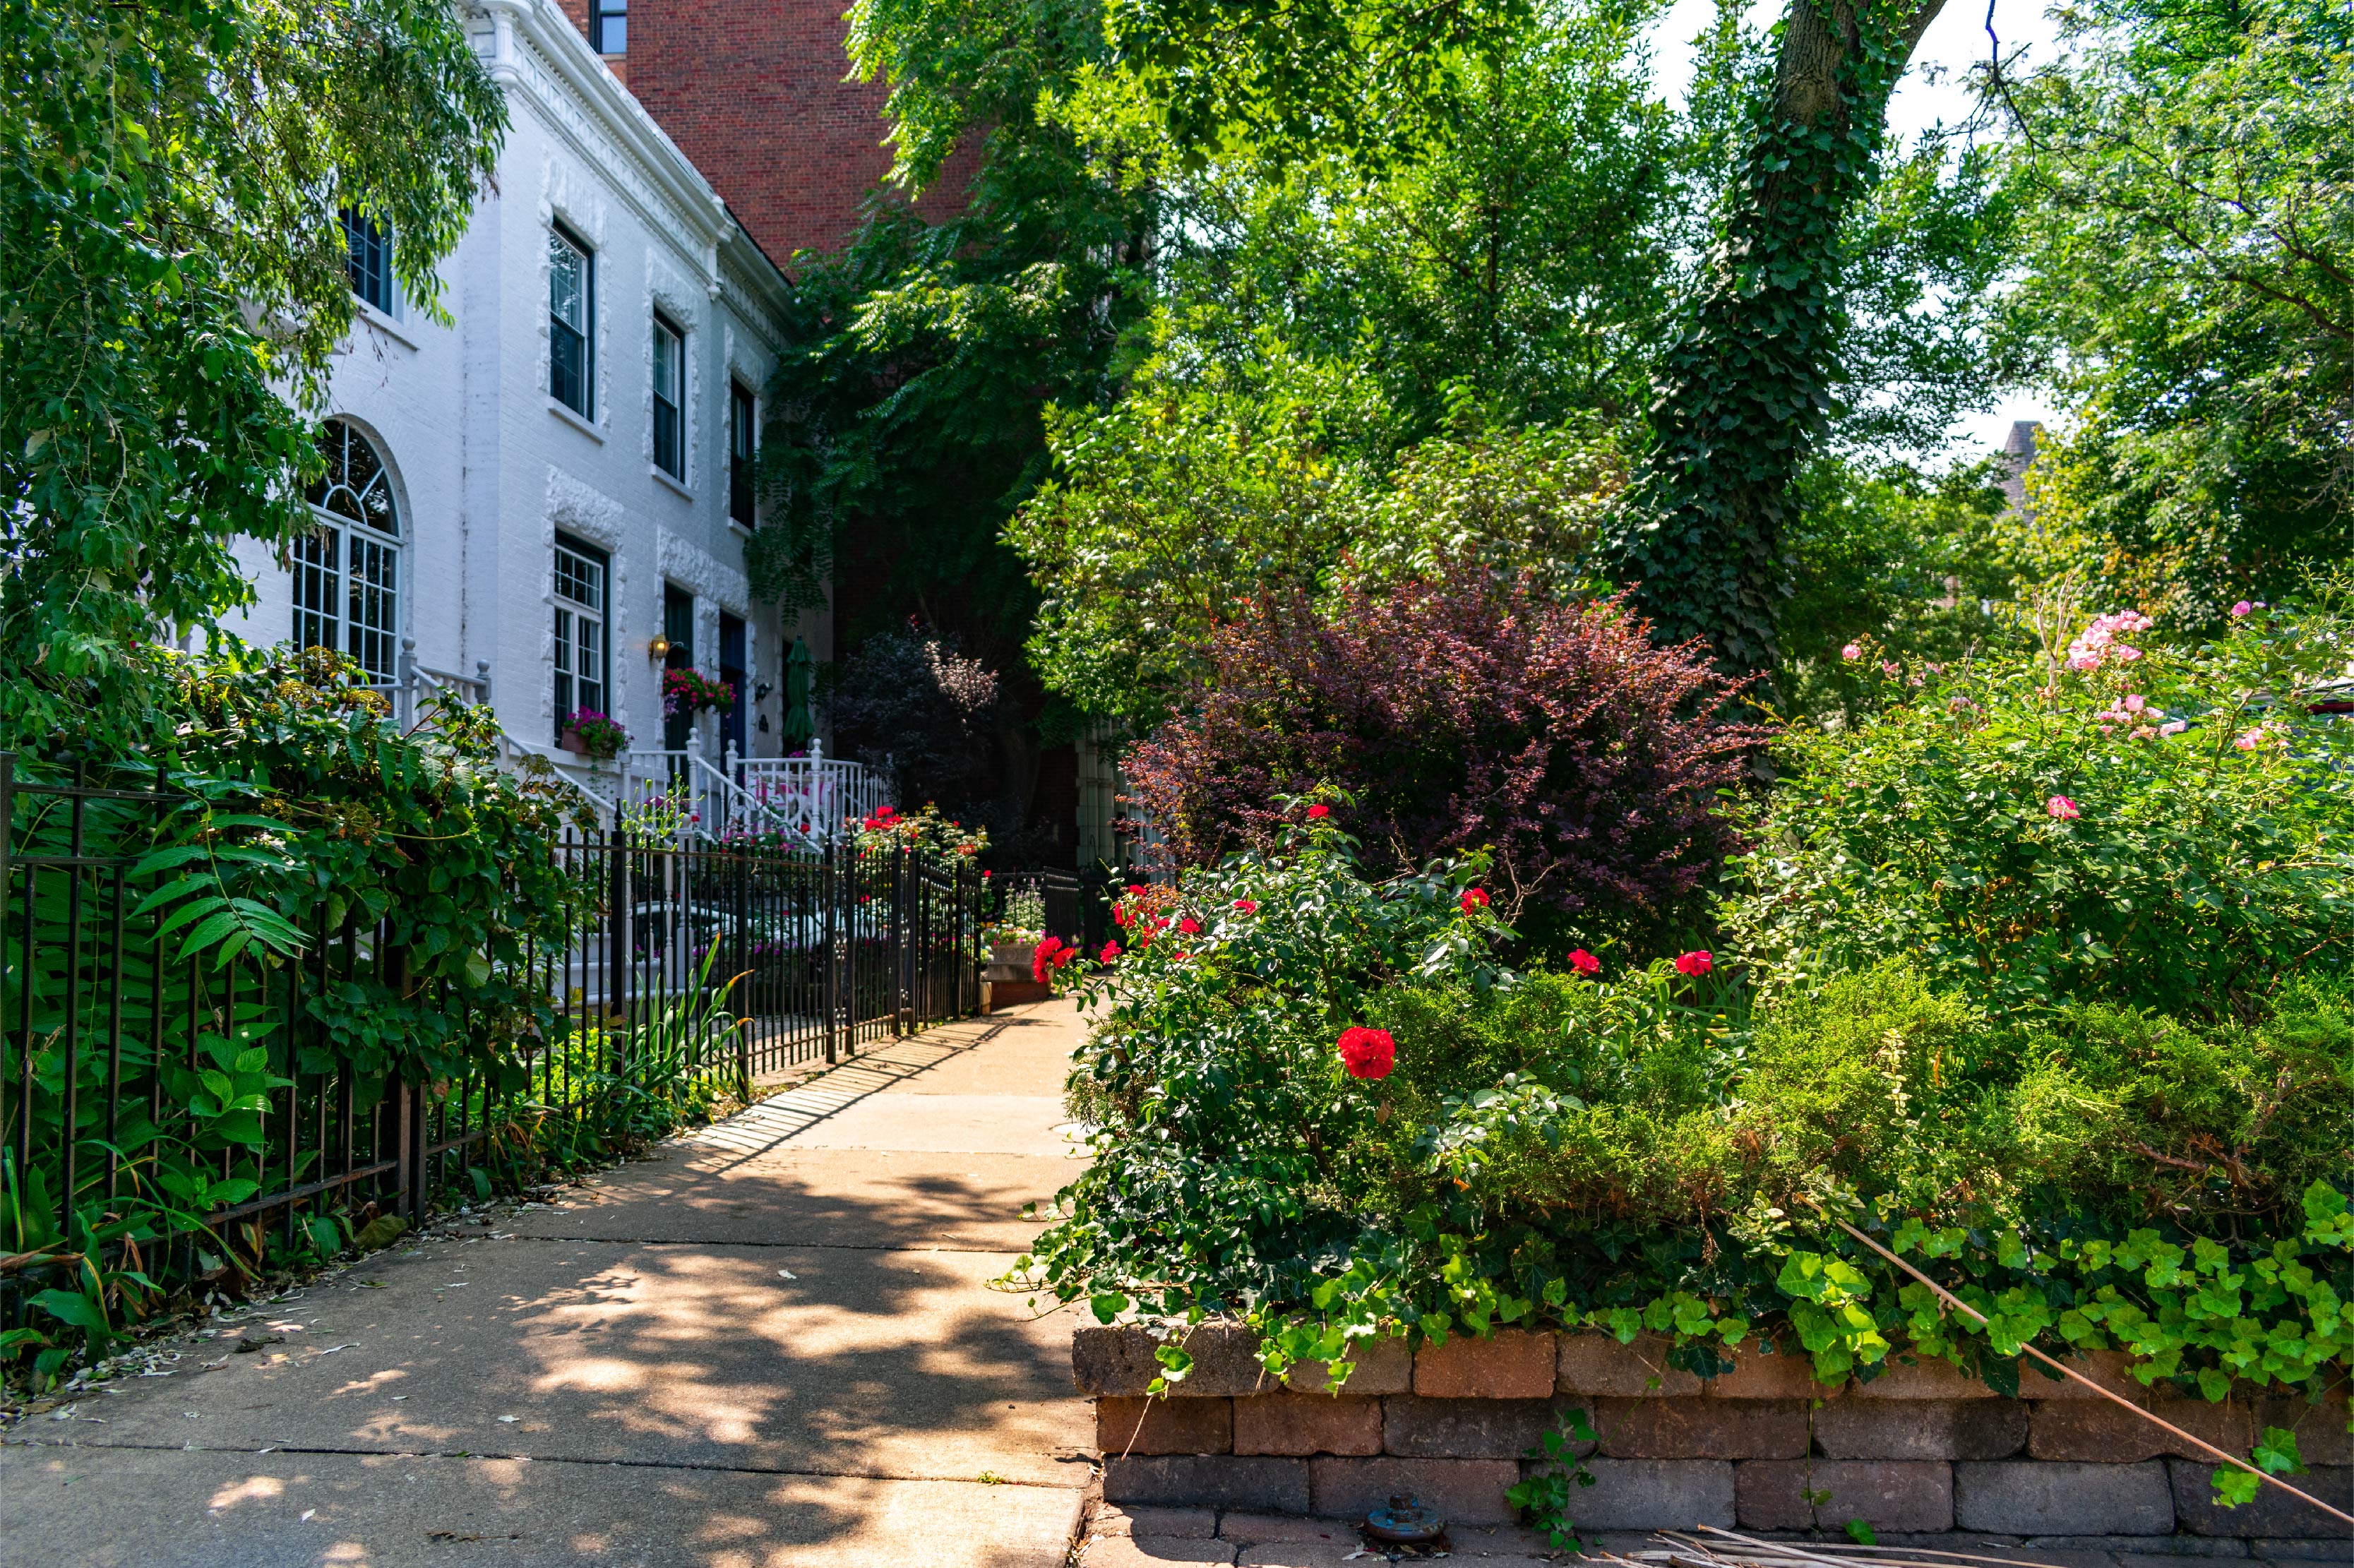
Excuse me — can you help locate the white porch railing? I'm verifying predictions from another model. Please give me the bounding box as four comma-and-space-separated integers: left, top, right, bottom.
614, 738, 885, 845
359, 642, 883, 842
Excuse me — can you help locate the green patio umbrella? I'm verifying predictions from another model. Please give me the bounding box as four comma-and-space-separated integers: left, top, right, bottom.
782, 637, 815, 750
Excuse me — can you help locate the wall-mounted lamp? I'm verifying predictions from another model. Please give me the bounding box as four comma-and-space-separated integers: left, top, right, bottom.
647, 634, 671, 662
753, 681, 773, 704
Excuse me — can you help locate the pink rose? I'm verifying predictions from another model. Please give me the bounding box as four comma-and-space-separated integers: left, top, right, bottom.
1673, 950, 1712, 977
2231, 601, 2253, 618
2046, 796, 2080, 820
1841, 643, 1861, 661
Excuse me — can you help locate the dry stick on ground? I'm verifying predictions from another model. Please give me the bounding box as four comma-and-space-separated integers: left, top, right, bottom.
1808, 1202, 2354, 1528
1694, 1523, 2072, 1568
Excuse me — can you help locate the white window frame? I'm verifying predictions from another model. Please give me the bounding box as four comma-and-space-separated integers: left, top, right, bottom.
553, 534, 609, 744
550, 226, 594, 419
652, 312, 685, 480
294, 419, 403, 682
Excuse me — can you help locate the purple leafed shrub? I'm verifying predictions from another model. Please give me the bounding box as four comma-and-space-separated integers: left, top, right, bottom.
1124, 569, 1761, 933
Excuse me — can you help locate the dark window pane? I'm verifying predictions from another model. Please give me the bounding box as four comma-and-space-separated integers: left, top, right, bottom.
343, 209, 391, 313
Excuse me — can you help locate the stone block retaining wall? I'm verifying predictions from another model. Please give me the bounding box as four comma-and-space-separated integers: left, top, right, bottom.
1074, 1326, 2353, 1543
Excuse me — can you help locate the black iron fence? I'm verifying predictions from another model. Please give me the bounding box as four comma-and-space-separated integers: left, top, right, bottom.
989, 867, 1116, 954
0, 758, 981, 1334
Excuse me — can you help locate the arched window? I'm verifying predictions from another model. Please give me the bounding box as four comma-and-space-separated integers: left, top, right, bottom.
296, 419, 402, 680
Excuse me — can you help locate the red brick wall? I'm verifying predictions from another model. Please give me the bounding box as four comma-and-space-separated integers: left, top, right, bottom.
549, 0, 966, 270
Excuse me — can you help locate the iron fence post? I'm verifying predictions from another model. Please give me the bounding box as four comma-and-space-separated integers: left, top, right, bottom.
609, 827, 630, 1072
732, 843, 751, 1095
822, 839, 839, 1064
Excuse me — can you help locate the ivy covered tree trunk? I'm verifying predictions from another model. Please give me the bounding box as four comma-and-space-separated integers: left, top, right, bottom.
1618, 0, 1947, 670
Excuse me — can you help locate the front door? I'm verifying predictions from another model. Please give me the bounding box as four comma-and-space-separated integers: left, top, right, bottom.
662, 586, 694, 753
719, 611, 747, 761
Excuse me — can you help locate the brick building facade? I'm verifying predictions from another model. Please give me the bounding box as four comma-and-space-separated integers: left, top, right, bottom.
551, 0, 964, 268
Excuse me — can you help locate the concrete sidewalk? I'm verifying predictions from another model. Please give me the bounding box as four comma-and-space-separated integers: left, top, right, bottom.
1, 1001, 1096, 1568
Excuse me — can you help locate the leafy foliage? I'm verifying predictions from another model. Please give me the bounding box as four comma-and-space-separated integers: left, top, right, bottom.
1021, 397, 1624, 722
2, 647, 591, 1377
1723, 590, 2354, 1015
1024, 831, 2354, 1418
1122, 569, 1759, 943
821, 622, 1003, 818
1993, 0, 2353, 623
1609, 0, 1948, 671
0, 0, 503, 744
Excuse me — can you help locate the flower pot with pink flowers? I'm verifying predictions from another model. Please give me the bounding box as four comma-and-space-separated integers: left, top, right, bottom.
560, 710, 629, 760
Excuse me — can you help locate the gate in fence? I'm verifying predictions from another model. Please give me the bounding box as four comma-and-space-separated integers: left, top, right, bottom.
0, 755, 981, 1335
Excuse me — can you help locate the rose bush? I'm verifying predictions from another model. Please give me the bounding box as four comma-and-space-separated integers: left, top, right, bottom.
1024, 794, 2352, 1495
1724, 592, 2354, 1015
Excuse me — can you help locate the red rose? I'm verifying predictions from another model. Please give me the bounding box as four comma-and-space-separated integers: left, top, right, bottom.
1178, 916, 1201, 935
1032, 937, 1070, 983
1459, 888, 1489, 914
1306, 803, 1330, 820
1233, 899, 1259, 914
1337, 1026, 1395, 1080
1567, 949, 1601, 975
1099, 940, 1121, 962
1673, 950, 1712, 977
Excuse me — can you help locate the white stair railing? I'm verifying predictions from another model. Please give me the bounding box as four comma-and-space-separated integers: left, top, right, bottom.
612, 738, 885, 845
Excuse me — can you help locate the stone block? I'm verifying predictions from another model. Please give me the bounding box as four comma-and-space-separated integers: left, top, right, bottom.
1082, 1538, 1236, 1567
1562, 1458, 1736, 1530
1308, 1456, 1522, 1526
1280, 1334, 1414, 1396
1217, 1514, 1363, 1545
1104, 1454, 1312, 1514
1704, 1347, 1844, 1401
1591, 1397, 1810, 1459
1077, 1323, 1274, 1398
2167, 1459, 2353, 1540
1381, 1396, 1597, 1459
1232, 1394, 1383, 1457
1556, 1333, 1703, 1397
1734, 1459, 1955, 1533
2017, 1350, 2149, 1400
1815, 1397, 2029, 1460
2258, 1391, 2353, 1468
1091, 1505, 1220, 1539
1954, 1460, 2175, 1535
1852, 1354, 2000, 1399
2252, 1538, 2354, 1561
1099, 1396, 1236, 1455
1414, 1329, 1556, 1400
2030, 1395, 2255, 1463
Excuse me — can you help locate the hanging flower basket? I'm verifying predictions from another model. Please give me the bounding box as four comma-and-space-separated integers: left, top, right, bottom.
662, 667, 734, 719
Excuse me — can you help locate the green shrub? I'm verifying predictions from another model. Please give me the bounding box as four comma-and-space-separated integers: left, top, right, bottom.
1723, 590, 2354, 1015
1027, 830, 2354, 1416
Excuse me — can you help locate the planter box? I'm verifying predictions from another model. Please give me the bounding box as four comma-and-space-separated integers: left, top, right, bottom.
1073, 1324, 2354, 1541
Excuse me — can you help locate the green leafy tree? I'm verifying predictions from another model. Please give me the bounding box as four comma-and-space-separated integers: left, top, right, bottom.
1993, 0, 2353, 623
1608, 0, 1956, 671
0, 0, 505, 745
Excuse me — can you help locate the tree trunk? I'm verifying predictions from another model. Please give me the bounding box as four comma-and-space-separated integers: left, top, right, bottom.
1616, 0, 1946, 671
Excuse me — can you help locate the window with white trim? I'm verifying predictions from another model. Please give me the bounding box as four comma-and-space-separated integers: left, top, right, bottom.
554, 536, 609, 743
652, 313, 684, 479
549, 227, 593, 417
342, 208, 393, 315
296, 419, 402, 681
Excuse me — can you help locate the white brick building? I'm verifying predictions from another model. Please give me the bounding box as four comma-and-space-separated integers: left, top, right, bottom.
222, 0, 828, 816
